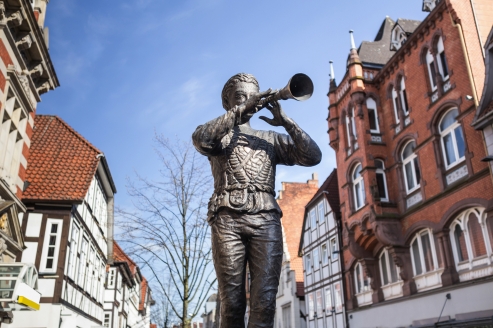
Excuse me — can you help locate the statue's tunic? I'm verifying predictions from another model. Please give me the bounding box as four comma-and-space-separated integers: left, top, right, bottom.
192, 108, 321, 222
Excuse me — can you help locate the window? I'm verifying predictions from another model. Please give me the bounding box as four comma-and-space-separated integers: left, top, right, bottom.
439, 108, 465, 169
367, 98, 379, 134
354, 262, 371, 294
78, 237, 88, 288
67, 223, 80, 279
352, 164, 365, 210
436, 37, 449, 80
325, 287, 332, 314
346, 107, 357, 147
316, 290, 323, 318
305, 253, 312, 273
334, 283, 343, 312
104, 313, 111, 327
399, 78, 409, 116
375, 160, 388, 202
282, 305, 291, 328
426, 49, 438, 90
308, 293, 314, 319
313, 247, 320, 270
321, 244, 328, 266
410, 230, 438, 276
317, 202, 325, 224
330, 238, 339, 261
450, 208, 492, 274
379, 248, 400, 286
487, 217, 493, 251
108, 268, 116, 288
88, 247, 95, 294
40, 219, 63, 273
310, 208, 316, 229
402, 141, 421, 194
392, 87, 400, 124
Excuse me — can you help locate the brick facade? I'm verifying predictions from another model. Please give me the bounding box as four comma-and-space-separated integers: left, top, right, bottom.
327, 0, 493, 325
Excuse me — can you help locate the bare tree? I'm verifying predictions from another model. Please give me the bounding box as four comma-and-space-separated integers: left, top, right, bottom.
118, 136, 216, 328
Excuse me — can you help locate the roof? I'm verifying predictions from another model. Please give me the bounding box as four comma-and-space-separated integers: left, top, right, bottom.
113, 241, 138, 275
277, 176, 319, 297
139, 277, 148, 311
23, 115, 101, 202
150, 325, 157, 328
298, 169, 340, 256
395, 18, 421, 34
358, 17, 396, 66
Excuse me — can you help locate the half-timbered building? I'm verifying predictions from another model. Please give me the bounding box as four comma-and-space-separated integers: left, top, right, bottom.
299, 170, 344, 328
13, 115, 115, 328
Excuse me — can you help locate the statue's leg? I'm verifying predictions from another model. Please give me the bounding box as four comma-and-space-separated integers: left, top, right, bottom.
211, 211, 247, 328
246, 211, 282, 328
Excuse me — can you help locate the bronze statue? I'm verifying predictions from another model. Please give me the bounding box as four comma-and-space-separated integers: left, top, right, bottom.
192, 73, 321, 328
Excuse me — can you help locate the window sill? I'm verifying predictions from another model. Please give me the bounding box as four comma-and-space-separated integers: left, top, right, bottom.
355, 289, 373, 306
381, 280, 404, 300
414, 268, 444, 292
405, 189, 423, 210
457, 258, 493, 282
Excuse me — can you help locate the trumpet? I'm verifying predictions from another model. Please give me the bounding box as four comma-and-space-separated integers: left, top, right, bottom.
257, 73, 314, 108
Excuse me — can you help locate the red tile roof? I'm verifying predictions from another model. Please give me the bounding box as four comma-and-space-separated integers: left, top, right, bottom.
139, 276, 148, 311
150, 325, 157, 328
23, 115, 102, 202
113, 241, 137, 275
277, 176, 319, 297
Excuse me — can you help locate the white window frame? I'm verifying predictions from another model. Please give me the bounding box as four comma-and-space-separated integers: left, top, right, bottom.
379, 248, 401, 286
346, 111, 352, 148
313, 247, 320, 270
410, 229, 439, 276
103, 312, 111, 327
108, 268, 116, 288
436, 37, 449, 81
330, 238, 339, 261
367, 98, 379, 134
39, 218, 63, 273
315, 290, 323, 318
317, 201, 325, 224
334, 283, 343, 312
321, 244, 329, 266
353, 164, 365, 210
439, 108, 465, 170
305, 253, 312, 273
399, 78, 409, 116
351, 107, 357, 141
308, 293, 314, 320
310, 208, 317, 230
426, 49, 438, 91
450, 207, 491, 269
67, 222, 80, 279
402, 141, 420, 194
391, 25, 407, 50
375, 160, 389, 202
324, 287, 333, 315
78, 237, 89, 288
354, 262, 371, 294
392, 88, 400, 124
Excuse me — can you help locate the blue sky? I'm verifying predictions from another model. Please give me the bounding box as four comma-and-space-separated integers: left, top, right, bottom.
40, 0, 428, 204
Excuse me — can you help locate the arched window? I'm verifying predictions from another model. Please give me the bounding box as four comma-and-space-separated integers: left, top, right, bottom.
401, 141, 421, 194
345, 107, 357, 148
399, 78, 409, 117
410, 230, 438, 276
379, 248, 400, 286
352, 164, 365, 210
487, 217, 493, 251
425, 49, 438, 91
354, 262, 371, 294
436, 37, 449, 81
391, 25, 407, 51
392, 87, 400, 124
450, 208, 492, 276
367, 98, 379, 134
439, 108, 465, 169
375, 160, 388, 202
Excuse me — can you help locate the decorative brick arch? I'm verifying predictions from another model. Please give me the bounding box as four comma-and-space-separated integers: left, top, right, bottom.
428, 97, 463, 133
392, 134, 417, 163
438, 198, 491, 231
403, 221, 440, 245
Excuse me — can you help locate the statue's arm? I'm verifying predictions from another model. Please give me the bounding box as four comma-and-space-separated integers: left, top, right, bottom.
275, 120, 322, 166
192, 108, 239, 156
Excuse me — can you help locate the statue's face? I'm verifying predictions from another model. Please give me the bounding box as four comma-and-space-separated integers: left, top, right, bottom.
228, 82, 259, 109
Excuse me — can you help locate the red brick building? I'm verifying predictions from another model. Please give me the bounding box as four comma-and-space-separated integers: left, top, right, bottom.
327, 0, 493, 326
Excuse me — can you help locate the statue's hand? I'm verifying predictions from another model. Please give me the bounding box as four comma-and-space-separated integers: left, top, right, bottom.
238, 89, 275, 116
259, 101, 292, 127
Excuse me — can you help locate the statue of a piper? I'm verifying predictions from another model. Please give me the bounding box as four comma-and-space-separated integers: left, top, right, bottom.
192, 73, 322, 328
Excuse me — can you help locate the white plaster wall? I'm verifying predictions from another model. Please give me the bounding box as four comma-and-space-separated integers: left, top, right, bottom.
24, 213, 42, 237
37, 278, 56, 298
21, 242, 37, 265
348, 280, 493, 328
5, 303, 60, 328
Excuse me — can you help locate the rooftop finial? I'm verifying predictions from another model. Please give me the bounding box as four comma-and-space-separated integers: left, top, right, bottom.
329, 60, 335, 80
349, 30, 356, 49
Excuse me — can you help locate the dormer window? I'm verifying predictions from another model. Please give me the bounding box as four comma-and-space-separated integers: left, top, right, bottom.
391, 26, 407, 51
422, 0, 439, 12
